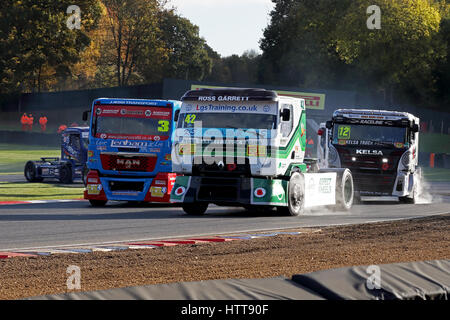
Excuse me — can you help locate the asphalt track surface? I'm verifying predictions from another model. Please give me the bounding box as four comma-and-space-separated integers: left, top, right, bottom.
0, 178, 449, 251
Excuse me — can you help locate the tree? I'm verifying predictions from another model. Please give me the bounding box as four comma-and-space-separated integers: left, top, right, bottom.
0, 0, 102, 93
102, 0, 167, 86
335, 0, 446, 105
259, 0, 354, 89
156, 9, 212, 81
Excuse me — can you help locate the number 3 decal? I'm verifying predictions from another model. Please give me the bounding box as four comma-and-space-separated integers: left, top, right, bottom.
158, 120, 169, 132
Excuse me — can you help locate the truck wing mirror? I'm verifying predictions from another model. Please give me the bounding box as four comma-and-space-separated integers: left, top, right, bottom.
411, 123, 419, 133
174, 110, 180, 122
325, 121, 333, 129
280, 109, 290, 121
82, 110, 90, 122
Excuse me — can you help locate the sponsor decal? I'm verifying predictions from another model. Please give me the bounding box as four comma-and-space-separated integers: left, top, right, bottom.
174, 186, 186, 196
155, 180, 166, 185
395, 142, 404, 148
356, 149, 383, 155
88, 151, 94, 157
96, 146, 106, 151
254, 187, 266, 198
318, 178, 332, 193
87, 184, 102, 195
150, 186, 166, 198
191, 85, 326, 110
338, 139, 347, 145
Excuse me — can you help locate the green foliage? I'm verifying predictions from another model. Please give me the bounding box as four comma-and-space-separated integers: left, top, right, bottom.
156, 9, 212, 81
259, 0, 450, 109
0, 0, 102, 93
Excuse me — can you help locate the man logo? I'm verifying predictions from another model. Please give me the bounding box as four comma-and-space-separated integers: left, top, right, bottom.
100, 133, 107, 139
145, 110, 152, 117
120, 109, 127, 115
96, 108, 102, 115
263, 105, 270, 112
154, 136, 160, 141
217, 161, 225, 170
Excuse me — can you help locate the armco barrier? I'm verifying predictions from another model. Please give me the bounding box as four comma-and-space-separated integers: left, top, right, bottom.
0, 130, 60, 147
27, 259, 449, 300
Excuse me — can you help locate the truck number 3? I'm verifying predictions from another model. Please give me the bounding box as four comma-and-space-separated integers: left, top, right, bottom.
158, 120, 169, 132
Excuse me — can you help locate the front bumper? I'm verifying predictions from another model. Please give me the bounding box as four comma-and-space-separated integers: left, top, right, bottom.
170, 175, 288, 207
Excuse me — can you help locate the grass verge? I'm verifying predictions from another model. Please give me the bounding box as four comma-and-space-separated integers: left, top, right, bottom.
0, 182, 84, 201
422, 168, 450, 182
0, 143, 60, 174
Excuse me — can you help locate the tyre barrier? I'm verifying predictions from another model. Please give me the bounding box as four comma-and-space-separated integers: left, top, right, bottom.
26, 259, 449, 300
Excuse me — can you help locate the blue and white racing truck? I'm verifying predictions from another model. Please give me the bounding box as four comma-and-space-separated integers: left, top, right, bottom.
83, 98, 181, 207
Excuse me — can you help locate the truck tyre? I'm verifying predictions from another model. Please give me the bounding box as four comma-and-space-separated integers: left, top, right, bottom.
182, 202, 209, 215
24, 161, 43, 182
89, 200, 107, 207
399, 168, 421, 204
335, 168, 354, 211
280, 172, 305, 216
59, 164, 73, 184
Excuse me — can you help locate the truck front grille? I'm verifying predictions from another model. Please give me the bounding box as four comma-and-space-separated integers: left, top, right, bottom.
100, 153, 157, 172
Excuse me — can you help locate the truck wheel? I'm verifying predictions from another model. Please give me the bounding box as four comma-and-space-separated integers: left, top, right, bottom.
89, 200, 107, 207
59, 164, 73, 184
281, 172, 305, 216
24, 161, 43, 182
182, 202, 208, 215
335, 169, 354, 211
399, 168, 421, 204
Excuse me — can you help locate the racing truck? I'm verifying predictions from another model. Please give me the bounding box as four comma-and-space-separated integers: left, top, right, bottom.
317, 109, 420, 203
82, 98, 181, 207
170, 88, 354, 216
24, 127, 89, 184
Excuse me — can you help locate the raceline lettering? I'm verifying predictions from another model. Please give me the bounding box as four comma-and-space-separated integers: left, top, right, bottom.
356, 149, 383, 155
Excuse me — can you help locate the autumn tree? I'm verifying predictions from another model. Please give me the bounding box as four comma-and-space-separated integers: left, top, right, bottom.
0, 0, 102, 93
102, 0, 168, 86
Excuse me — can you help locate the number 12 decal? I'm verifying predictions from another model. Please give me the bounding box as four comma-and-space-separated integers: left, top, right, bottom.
338, 126, 351, 139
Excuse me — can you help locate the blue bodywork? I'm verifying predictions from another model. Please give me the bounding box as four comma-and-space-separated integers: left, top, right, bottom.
85, 98, 181, 203
24, 127, 90, 183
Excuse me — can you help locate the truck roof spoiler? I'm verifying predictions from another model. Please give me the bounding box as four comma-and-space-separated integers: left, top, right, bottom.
181, 88, 278, 102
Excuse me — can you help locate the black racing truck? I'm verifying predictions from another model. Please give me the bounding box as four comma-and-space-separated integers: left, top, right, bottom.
317, 109, 420, 203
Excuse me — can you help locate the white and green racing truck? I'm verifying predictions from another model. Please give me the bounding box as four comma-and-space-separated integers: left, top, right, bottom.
170, 88, 354, 215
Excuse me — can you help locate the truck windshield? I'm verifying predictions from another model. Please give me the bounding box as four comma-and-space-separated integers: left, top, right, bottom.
332, 124, 407, 145
177, 112, 277, 130
93, 105, 171, 140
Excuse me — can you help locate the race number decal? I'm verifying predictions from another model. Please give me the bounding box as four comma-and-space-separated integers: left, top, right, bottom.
184, 114, 196, 124
338, 126, 351, 139
158, 120, 169, 132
